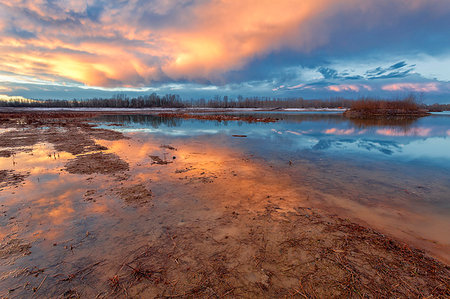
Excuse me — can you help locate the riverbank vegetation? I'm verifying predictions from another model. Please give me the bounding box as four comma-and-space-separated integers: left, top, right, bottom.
0, 93, 448, 111
344, 96, 431, 118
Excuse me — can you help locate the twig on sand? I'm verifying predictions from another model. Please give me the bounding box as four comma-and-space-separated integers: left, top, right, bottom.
58, 260, 104, 281
125, 263, 163, 279
33, 274, 48, 293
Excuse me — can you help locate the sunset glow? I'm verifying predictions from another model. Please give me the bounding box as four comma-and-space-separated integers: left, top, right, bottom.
0, 0, 449, 101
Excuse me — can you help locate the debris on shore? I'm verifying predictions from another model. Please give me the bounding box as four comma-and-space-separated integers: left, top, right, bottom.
65, 152, 129, 175
149, 155, 173, 165
117, 183, 152, 205
158, 112, 277, 123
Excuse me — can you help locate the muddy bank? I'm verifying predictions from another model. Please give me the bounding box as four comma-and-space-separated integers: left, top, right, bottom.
117, 183, 152, 205
158, 112, 277, 123
107, 207, 448, 298
0, 169, 29, 189
65, 152, 129, 175
0, 112, 129, 172
0, 239, 31, 266
0, 112, 128, 156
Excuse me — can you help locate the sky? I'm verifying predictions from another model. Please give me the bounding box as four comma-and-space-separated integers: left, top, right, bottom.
0, 0, 449, 103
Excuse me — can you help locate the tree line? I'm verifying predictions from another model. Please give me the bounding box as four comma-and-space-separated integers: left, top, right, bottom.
0, 93, 448, 110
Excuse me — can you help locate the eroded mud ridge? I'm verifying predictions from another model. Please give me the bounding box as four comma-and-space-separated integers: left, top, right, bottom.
0, 170, 29, 189
0, 112, 449, 298
0, 112, 129, 175
158, 112, 277, 123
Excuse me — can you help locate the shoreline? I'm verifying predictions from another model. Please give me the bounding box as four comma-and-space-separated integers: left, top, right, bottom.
0, 107, 347, 113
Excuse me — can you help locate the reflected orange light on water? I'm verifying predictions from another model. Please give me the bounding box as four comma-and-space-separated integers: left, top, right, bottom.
324, 128, 355, 135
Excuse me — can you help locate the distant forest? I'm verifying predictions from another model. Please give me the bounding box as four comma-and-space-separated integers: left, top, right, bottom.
0, 93, 449, 111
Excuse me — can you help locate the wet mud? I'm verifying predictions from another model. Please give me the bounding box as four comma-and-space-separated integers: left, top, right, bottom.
158, 113, 277, 123
64, 152, 129, 175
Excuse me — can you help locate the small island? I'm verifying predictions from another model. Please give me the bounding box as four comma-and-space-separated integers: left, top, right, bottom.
343, 97, 431, 118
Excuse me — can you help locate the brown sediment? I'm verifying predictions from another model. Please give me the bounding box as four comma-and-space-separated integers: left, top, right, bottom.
149, 155, 173, 165
158, 112, 277, 123
0, 150, 14, 158
0, 129, 40, 148
83, 126, 129, 141
64, 152, 129, 175
0, 239, 31, 264
116, 183, 152, 205
0, 112, 128, 157
0, 112, 130, 178
0, 111, 99, 122
45, 127, 109, 155
160, 144, 177, 151
0, 170, 29, 189
107, 208, 449, 298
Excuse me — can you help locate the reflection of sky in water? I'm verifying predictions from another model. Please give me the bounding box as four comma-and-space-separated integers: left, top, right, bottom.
95, 113, 450, 168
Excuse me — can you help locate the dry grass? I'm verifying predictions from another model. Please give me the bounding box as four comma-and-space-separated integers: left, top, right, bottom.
345, 96, 429, 117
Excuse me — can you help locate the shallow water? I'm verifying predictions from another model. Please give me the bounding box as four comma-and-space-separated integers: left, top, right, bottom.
0, 112, 449, 297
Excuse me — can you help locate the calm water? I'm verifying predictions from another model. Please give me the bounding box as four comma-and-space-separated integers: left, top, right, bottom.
96, 112, 450, 173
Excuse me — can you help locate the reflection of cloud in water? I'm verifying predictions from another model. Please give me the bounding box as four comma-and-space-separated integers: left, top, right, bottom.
271, 129, 283, 134
313, 140, 333, 150
357, 139, 401, 155
92, 113, 450, 162
313, 138, 401, 155
286, 130, 302, 135
376, 127, 432, 137
324, 128, 355, 135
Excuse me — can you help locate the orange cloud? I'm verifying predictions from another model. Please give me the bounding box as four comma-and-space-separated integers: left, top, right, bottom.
381, 83, 439, 92
161, 0, 335, 80
0, 0, 445, 88
327, 85, 359, 92
326, 84, 373, 92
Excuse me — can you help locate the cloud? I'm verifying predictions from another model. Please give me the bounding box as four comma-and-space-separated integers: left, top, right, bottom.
0, 0, 449, 89
326, 84, 373, 92
381, 83, 439, 92
318, 67, 339, 79
365, 61, 416, 79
